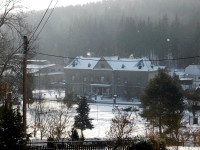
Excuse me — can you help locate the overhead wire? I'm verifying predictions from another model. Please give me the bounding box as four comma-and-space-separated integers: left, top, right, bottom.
29, 0, 59, 49
32, 51, 200, 62
7, 0, 55, 55
28, 0, 54, 43
34, 0, 59, 40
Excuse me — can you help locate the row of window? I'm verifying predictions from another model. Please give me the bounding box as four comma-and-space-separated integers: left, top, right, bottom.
71, 76, 130, 84
72, 76, 110, 83
50, 68, 62, 72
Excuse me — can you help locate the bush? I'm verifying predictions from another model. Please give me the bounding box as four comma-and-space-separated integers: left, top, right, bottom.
147, 132, 166, 150
70, 128, 79, 141
47, 137, 55, 148
160, 139, 166, 150
129, 138, 152, 150
129, 136, 166, 150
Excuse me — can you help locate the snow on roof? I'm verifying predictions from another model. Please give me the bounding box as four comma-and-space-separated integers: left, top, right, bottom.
185, 65, 200, 75
27, 64, 56, 73
35, 72, 65, 76
105, 56, 163, 71
65, 56, 164, 71
27, 60, 48, 62
180, 78, 193, 81
65, 56, 100, 69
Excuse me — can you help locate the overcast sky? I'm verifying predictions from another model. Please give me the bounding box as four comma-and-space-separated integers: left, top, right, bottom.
24, 0, 102, 11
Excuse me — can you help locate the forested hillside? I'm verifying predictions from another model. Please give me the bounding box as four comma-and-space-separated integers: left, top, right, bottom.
28, 0, 200, 68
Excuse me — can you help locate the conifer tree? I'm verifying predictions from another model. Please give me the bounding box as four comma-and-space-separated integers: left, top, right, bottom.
0, 106, 23, 149
70, 128, 79, 141
73, 96, 94, 138
140, 69, 184, 137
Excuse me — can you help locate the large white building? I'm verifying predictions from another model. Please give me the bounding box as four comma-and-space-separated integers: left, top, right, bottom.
64, 56, 165, 99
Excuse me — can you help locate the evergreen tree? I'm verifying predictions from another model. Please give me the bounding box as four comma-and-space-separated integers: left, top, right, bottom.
70, 128, 79, 141
140, 69, 184, 137
73, 96, 94, 138
0, 106, 24, 149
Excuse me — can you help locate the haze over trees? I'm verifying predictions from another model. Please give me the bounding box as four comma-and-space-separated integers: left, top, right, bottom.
28, 0, 200, 68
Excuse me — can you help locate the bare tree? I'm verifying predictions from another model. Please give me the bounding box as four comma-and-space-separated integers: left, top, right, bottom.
0, 0, 37, 93
28, 100, 49, 140
46, 105, 74, 141
36, 111, 49, 140
106, 112, 136, 149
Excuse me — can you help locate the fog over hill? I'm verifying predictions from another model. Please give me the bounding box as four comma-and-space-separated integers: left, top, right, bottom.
27, 0, 200, 68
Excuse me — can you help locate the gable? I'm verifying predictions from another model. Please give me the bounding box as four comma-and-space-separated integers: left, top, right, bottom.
93, 56, 113, 70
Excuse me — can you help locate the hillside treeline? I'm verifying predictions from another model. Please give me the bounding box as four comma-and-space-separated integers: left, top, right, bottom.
28, 0, 200, 68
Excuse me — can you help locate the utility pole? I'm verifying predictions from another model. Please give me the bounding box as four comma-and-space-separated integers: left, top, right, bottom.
23, 36, 28, 149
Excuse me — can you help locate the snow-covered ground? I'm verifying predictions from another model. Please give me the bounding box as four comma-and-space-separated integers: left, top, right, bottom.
19, 89, 200, 150
29, 89, 145, 139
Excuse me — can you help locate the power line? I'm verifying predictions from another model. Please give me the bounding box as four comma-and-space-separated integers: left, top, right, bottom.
7, 0, 55, 55
28, 0, 59, 50
29, 0, 54, 43
33, 51, 200, 62
34, 0, 59, 41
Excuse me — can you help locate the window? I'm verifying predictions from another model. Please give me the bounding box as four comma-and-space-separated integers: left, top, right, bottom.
101, 76, 104, 83
124, 90, 127, 94
58, 69, 61, 71
90, 76, 93, 82
72, 86, 74, 92
83, 76, 87, 82
84, 87, 86, 92
117, 78, 120, 83
51, 69, 55, 72
72, 75, 75, 81
107, 77, 110, 83
124, 78, 127, 84
95, 77, 99, 82
101, 64, 105, 68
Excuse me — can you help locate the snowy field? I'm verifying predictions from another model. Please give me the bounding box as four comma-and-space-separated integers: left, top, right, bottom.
29, 90, 146, 138
21, 90, 200, 150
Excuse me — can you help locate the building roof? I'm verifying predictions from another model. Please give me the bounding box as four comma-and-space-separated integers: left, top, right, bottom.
185, 65, 200, 76
65, 56, 165, 71
35, 72, 65, 76
27, 64, 56, 73
65, 56, 100, 70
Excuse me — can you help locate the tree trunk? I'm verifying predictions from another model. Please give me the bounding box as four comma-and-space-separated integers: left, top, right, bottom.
159, 116, 162, 136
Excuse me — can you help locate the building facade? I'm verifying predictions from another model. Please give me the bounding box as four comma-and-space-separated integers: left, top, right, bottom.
64, 56, 165, 99
27, 60, 65, 89
184, 65, 200, 89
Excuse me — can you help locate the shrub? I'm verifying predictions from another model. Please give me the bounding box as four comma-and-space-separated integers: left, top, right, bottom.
129, 135, 166, 150
70, 128, 79, 141
129, 138, 152, 150
47, 137, 55, 148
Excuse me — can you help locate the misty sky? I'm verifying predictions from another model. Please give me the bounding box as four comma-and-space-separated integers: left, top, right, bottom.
24, 0, 102, 11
